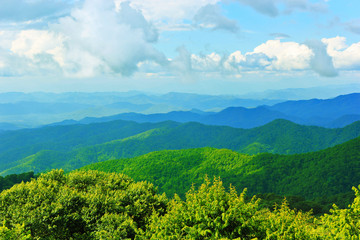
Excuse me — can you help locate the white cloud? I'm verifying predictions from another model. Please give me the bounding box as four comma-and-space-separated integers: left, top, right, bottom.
0, 0, 355, 81
322, 36, 360, 70
253, 40, 313, 70
183, 39, 344, 78
53, 0, 167, 77
10, 30, 64, 60
3, 0, 168, 77
191, 52, 223, 71
223, 51, 245, 71
181, 40, 311, 76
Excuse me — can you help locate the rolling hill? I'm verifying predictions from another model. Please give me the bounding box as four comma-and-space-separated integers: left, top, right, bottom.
1, 119, 360, 176
81, 136, 360, 201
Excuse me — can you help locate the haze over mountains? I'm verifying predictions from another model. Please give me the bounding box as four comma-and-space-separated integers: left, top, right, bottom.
0, 91, 282, 129
0, 87, 359, 130
53, 93, 360, 129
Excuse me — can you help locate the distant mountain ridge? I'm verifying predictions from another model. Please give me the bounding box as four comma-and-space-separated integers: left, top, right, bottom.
0, 91, 283, 130
266, 93, 360, 125
1, 118, 359, 176
53, 93, 360, 128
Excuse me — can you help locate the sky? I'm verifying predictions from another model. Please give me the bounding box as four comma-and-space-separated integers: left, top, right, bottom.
0, 0, 359, 95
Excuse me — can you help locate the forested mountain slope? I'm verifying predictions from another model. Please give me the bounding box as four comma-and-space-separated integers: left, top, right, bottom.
0, 120, 179, 172
1, 120, 360, 175
82, 136, 360, 201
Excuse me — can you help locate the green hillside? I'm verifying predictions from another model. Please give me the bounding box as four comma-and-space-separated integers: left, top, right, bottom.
1, 119, 360, 175
81, 136, 360, 202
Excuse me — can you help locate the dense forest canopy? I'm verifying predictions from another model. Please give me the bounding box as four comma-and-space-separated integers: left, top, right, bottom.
81, 136, 360, 208
1, 169, 360, 239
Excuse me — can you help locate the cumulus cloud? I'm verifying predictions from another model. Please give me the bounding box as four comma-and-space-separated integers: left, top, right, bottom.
11, 30, 63, 60
305, 40, 338, 77
3, 0, 167, 77
235, 0, 327, 17
193, 4, 239, 32
191, 52, 223, 72
253, 40, 313, 71
188, 39, 345, 78
322, 36, 360, 70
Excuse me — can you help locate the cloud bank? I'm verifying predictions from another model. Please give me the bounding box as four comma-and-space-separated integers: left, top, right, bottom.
0, 0, 359, 81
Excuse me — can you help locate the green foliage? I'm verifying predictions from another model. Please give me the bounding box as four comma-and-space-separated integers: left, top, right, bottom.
0, 223, 31, 239
320, 186, 360, 239
0, 169, 167, 239
259, 201, 319, 239
3, 170, 360, 239
144, 178, 263, 239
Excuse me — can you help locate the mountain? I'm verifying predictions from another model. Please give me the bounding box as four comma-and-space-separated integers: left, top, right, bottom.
326, 114, 360, 128
77, 110, 207, 125
51, 93, 360, 128
0, 91, 283, 129
266, 93, 360, 126
0, 120, 179, 173
81, 136, 360, 201
1, 119, 359, 176
48, 105, 290, 129
201, 106, 295, 128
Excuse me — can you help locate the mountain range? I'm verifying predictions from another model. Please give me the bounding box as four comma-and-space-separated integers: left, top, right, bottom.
1, 118, 359, 176
0, 91, 283, 129
54, 93, 360, 128
1, 91, 359, 130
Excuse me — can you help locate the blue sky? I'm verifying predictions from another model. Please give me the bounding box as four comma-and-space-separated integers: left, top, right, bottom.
0, 0, 359, 94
